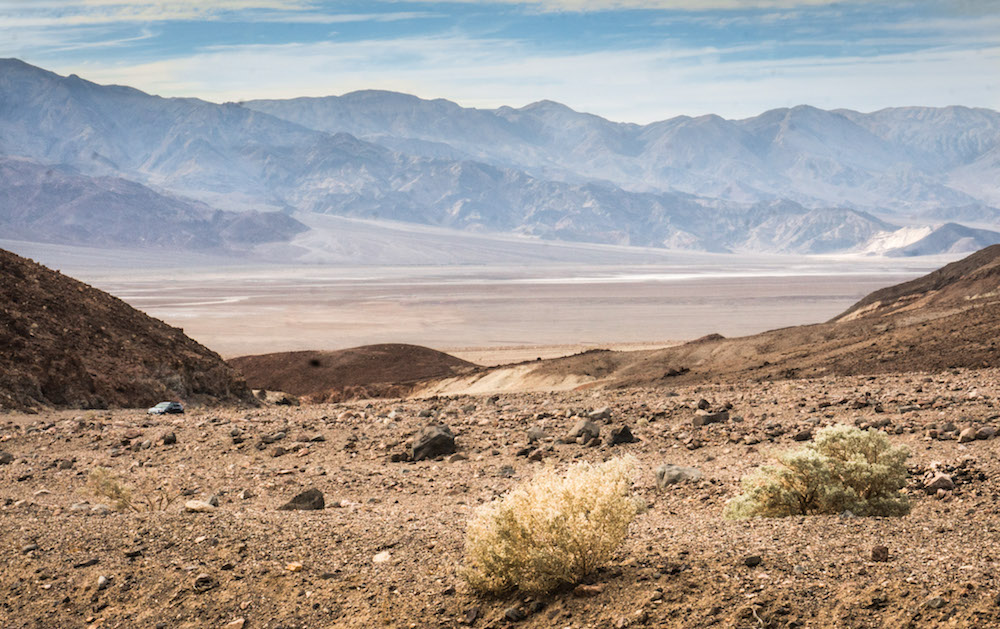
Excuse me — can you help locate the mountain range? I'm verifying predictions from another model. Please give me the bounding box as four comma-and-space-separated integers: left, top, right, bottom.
2, 58, 999, 259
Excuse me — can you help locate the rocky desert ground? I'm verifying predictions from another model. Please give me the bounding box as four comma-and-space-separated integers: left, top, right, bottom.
2, 368, 999, 629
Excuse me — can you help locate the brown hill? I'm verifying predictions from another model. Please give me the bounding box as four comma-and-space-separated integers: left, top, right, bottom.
419, 246, 1000, 396
228, 344, 477, 402
0, 248, 254, 410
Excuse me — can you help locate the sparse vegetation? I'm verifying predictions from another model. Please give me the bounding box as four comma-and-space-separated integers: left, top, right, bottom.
725, 425, 910, 518
462, 456, 642, 595
88, 467, 179, 512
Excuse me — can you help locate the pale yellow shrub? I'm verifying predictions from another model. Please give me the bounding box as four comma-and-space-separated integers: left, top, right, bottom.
88, 467, 179, 512
725, 425, 910, 519
462, 456, 641, 595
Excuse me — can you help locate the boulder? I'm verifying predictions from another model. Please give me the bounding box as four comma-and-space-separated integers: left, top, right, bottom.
411, 424, 456, 461
655, 464, 703, 489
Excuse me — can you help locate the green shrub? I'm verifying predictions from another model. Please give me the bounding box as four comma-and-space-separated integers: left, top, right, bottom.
462, 456, 642, 595
725, 425, 910, 519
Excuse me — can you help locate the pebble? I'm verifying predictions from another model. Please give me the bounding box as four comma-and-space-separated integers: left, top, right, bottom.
223, 619, 246, 629
925, 595, 947, 609
285, 561, 303, 572
504, 606, 526, 622
573, 583, 604, 597
372, 551, 391, 564
654, 464, 702, 488
411, 424, 456, 461
743, 555, 762, 568
924, 473, 955, 493
97, 575, 110, 590
184, 500, 217, 513
871, 545, 889, 562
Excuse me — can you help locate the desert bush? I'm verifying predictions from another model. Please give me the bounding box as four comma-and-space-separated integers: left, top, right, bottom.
462, 456, 642, 595
88, 467, 179, 512
725, 425, 910, 519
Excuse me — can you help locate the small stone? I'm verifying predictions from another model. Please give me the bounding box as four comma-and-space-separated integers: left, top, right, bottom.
743, 555, 762, 568
924, 473, 955, 494
567, 419, 600, 442
609, 425, 639, 445
161, 432, 176, 446
0, 451, 13, 465
459, 607, 480, 625
223, 619, 246, 629
447, 453, 468, 463
527, 448, 545, 462
792, 430, 813, 441
184, 500, 217, 513
278, 488, 324, 511
285, 561, 303, 572
958, 427, 977, 443
655, 464, 702, 488
411, 424, 456, 461
588, 407, 612, 421
207, 494, 220, 507
925, 595, 947, 609
97, 575, 110, 590
193, 573, 217, 593
22, 543, 38, 554
573, 583, 604, 597
871, 545, 889, 562
526, 427, 547, 443
72, 558, 100, 569
239, 489, 253, 500
372, 551, 391, 564
504, 606, 526, 622
976, 426, 997, 440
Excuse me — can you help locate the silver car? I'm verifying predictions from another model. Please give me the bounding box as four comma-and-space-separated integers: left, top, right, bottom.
147, 401, 184, 415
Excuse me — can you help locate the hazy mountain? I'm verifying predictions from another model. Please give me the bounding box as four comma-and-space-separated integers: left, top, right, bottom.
885, 223, 1000, 257
246, 93, 1000, 214
0, 157, 307, 250
3, 58, 999, 258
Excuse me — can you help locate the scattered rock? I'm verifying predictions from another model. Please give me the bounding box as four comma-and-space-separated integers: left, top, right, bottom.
792, 430, 813, 441
588, 407, 612, 421
223, 619, 246, 629
976, 426, 997, 440
655, 464, 703, 488
411, 424, 456, 461
693, 409, 728, 426
871, 545, 889, 562
97, 575, 110, 591
278, 488, 325, 511
743, 555, 762, 568
184, 500, 217, 513
372, 551, 391, 564
609, 425, 639, 445
573, 584, 604, 597
566, 419, 600, 442
193, 573, 217, 593
0, 451, 13, 465
161, 432, 176, 446
21, 543, 38, 554
924, 474, 955, 494
503, 605, 526, 622
285, 561, 303, 572
925, 595, 947, 609
958, 427, 977, 443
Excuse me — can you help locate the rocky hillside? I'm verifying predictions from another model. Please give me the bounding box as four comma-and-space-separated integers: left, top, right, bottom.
228, 344, 476, 403
418, 246, 1000, 396
0, 248, 254, 410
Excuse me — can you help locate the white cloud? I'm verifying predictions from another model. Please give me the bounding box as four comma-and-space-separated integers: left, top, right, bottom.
45, 34, 1000, 122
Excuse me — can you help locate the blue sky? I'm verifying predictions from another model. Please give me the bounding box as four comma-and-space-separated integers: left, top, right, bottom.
1, 0, 998, 122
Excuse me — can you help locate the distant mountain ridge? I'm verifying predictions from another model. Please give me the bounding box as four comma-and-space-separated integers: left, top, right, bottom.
1, 58, 999, 258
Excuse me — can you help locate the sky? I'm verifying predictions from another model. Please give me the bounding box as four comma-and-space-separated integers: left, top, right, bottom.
1, 0, 998, 123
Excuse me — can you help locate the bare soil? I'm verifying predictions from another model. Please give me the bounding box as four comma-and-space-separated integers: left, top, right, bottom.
2, 368, 999, 628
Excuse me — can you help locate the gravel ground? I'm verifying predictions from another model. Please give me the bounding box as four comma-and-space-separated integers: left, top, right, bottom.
2, 368, 999, 628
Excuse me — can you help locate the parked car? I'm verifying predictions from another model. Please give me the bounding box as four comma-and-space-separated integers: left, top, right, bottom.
147, 401, 184, 415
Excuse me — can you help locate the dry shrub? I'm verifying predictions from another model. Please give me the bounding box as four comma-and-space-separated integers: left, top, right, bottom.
88, 467, 179, 512
462, 456, 641, 595
725, 425, 910, 519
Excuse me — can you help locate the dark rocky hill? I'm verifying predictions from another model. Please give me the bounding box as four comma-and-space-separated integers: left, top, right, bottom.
0, 248, 254, 410
228, 344, 476, 402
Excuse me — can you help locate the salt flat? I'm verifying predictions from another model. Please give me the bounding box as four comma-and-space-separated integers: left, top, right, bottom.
2, 238, 946, 361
